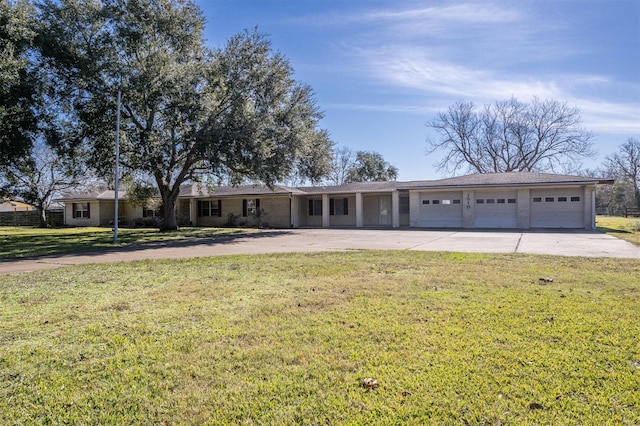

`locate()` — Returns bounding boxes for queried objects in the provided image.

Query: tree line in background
[1,0,637,229]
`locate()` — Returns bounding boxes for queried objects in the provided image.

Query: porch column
[290,194,298,228]
[322,193,330,228]
[189,199,196,226]
[392,191,400,228]
[356,193,363,227]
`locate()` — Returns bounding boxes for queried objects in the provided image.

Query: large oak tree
[0,0,38,167]
[427,97,595,175]
[39,0,332,230]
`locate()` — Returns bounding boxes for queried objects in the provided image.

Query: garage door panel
[475,191,518,228]
[530,189,583,228]
[419,191,462,227]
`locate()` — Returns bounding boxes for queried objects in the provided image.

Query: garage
[474,190,518,228]
[530,188,584,228]
[418,191,463,227]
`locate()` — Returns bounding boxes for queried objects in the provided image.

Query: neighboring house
[59,172,613,230]
[0,199,36,212]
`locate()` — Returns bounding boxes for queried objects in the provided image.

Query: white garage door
[475,190,518,228]
[419,191,463,227]
[530,188,584,228]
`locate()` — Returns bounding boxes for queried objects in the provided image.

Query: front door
[379,196,391,225]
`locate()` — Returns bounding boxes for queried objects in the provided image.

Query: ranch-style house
[60,172,612,230]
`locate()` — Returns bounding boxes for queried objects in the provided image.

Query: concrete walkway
[2,228,639,275]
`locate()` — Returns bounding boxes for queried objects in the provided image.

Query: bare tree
[1,142,84,227]
[327,147,356,185]
[604,138,640,208]
[427,97,595,175]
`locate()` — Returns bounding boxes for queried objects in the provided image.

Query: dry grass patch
[1,251,638,424]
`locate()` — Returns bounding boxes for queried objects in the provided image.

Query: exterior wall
[195,196,291,228]
[297,195,357,228]
[65,201,100,227]
[462,190,475,228]
[409,191,420,227]
[256,196,291,228]
[177,200,191,226]
[328,195,356,227]
[584,185,596,229]
[363,195,384,226]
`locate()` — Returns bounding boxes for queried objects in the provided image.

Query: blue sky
[194,0,640,181]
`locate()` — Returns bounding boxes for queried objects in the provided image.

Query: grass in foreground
[1,251,639,425]
[0,226,251,259]
[596,215,640,246]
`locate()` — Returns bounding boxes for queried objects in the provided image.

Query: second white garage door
[530,188,584,228]
[474,190,518,228]
[419,191,463,227]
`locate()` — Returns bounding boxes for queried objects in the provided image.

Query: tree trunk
[38,207,48,228]
[160,189,179,231]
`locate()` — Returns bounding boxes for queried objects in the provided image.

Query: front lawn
[596,215,640,246]
[1,251,638,424]
[0,226,251,259]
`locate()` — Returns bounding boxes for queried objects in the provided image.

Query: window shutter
[329,199,335,215]
[197,201,201,217]
[86,203,90,218]
[255,199,260,209]
[243,199,247,217]
[344,198,349,215]
[217,200,222,217]
[72,203,76,218]
[308,199,314,216]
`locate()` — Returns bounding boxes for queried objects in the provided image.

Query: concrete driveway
[2,228,639,275]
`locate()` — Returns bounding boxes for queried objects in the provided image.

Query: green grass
[596,215,640,246]
[0,226,252,259]
[1,251,638,424]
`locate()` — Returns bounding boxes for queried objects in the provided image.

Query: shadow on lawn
[1,230,294,263]
[596,226,632,234]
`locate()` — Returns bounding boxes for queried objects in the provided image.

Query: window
[442,199,451,205]
[476,199,485,204]
[533,197,542,203]
[571,196,581,202]
[558,197,567,202]
[545,197,554,202]
[452,199,461,205]
[72,203,90,218]
[422,200,430,205]
[486,199,495,204]
[497,199,506,204]
[243,199,260,217]
[400,196,410,214]
[432,200,440,205]
[198,200,221,217]
[308,199,322,216]
[330,198,349,215]
[143,208,157,218]
[508,199,516,204]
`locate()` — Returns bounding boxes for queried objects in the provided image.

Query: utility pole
[113,90,121,243]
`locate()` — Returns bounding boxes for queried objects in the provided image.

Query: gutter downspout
[592,183,597,230]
